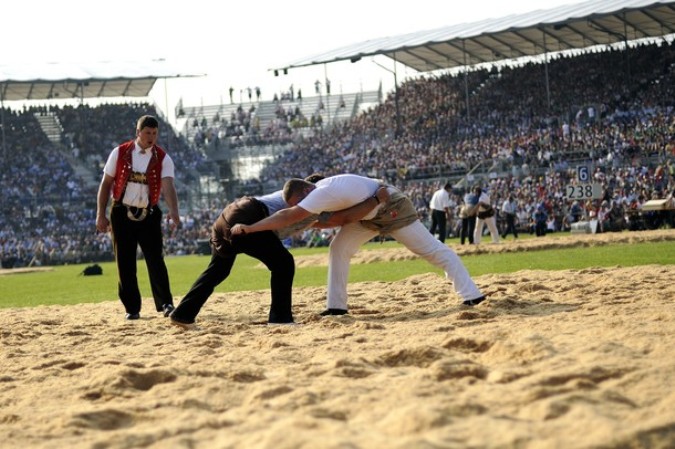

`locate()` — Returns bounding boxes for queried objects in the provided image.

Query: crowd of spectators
[0,109,109,267]
[0,104,205,267]
[54,102,207,184]
[189,95,329,152]
[259,42,673,182]
[1,40,674,267]
[257,40,675,239]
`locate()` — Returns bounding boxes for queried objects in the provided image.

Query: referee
[429,182,452,243]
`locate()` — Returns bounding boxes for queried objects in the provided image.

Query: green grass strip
[1,240,673,308]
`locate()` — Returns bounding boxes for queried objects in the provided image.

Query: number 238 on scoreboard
[565,183,602,200]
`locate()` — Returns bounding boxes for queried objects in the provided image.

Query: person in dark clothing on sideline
[534,205,548,237]
[501,194,519,239]
[460,190,478,245]
[428,182,452,242]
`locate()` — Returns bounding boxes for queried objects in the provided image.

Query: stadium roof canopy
[0,59,203,102]
[272,0,675,74]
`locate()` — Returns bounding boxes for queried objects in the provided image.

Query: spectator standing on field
[501,194,519,240]
[460,190,478,245]
[428,182,453,243]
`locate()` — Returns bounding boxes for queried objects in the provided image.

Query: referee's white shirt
[429,189,450,211]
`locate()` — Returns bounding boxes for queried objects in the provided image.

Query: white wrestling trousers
[326,220,483,310]
[474,216,500,244]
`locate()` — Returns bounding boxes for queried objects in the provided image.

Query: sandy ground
[1,230,674,449]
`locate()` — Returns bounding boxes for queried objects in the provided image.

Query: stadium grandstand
[1,0,673,268]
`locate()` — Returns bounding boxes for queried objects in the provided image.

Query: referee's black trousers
[111,204,173,314]
[429,209,447,242]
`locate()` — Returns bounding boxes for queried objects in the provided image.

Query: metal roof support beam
[0,88,6,158]
[588,18,632,82]
[463,45,493,64]
[619,13,649,37]
[462,40,470,121]
[397,48,445,71]
[623,13,632,81]
[46,83,56,100]
[425,43,466,66]
[60,81,78,99]
[412,45,455,70]
[392,53,401,139]
[121,79,133,97]
[96,81,106,97]
[510,29,546,53]
[588,19,626,41]
[543,31,551,109]
[558,23,602,47]
[374,55,401,137]
[468,37,515,62]
[435,39,476,66]
[640,8,675,33]
[484,34,529,58]
[540,26,583,50]
[323,63,331,126]
[599,14,634,39]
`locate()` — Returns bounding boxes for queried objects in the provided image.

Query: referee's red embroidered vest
[112,140,166,206]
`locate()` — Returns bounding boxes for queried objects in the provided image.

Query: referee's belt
[128,172,148,184]
[125,205,153,222]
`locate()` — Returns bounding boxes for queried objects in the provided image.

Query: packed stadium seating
[1,40,673,267]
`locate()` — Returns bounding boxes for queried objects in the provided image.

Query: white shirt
[502,199,517,215]
[298,174,380,219]
[476,191,493,215]
[478,191,491,206]
[429,188,450,212]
